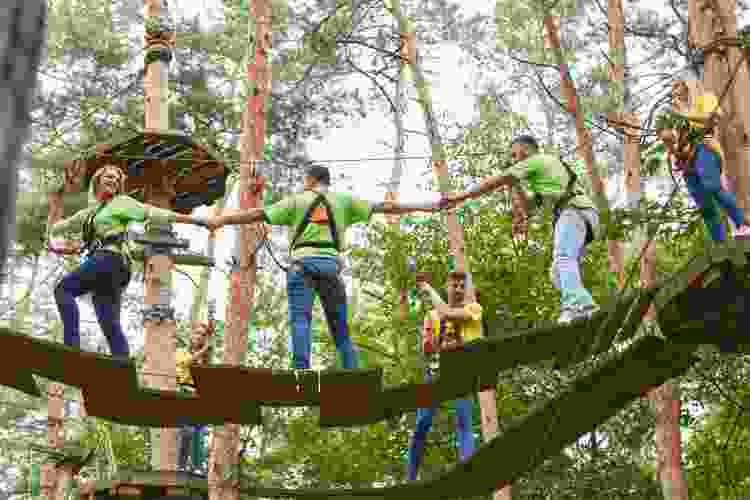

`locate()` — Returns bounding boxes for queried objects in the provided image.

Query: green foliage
[14,190,88,256]
[76,420,150,477]
[46,0,129,68]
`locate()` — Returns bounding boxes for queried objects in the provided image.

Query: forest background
[1,0,750,498]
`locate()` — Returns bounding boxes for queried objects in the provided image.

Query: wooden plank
[318,368,383,427]
[82,386,261,427]
[0,327,139,393]
[659,273,750,347]
[77,338,699,500]
[33,343,140,394]
[650,240,749,312]
[588,289,643,355]
[192,366,321,406]
[553,312,607,370]
[0,328,41,396]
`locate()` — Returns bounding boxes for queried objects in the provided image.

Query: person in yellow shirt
[664,79,750,240]
[407,271,481,480]
[671,79,729,176]
[176,322,213,473]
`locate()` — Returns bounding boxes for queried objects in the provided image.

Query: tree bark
[704,0,750,215]
[542,17,606,204]
[141,0,178,472]
[0,0,45,280]
[649,382,688,500]
[208,1,270,500]
[388,14,408,320]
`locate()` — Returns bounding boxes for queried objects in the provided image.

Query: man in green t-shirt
[446,135,600,324]
[207,164,442,369]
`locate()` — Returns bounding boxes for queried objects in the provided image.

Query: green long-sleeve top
[48,194,182,258]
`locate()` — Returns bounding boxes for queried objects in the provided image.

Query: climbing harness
[259,192,348,306]
[80,201,117,261]
[553,158,594,246]
[289,192,342,253]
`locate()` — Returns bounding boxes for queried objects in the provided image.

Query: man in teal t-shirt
[208,164,442,369]
[446,135,601,324]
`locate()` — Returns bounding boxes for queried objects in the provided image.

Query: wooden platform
[79,336,700,499]
[2,240,749,429]
[80,470,208,500]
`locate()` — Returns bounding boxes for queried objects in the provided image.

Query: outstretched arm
[109,197,210,228]
[212,208,267,227]
[452,174,517,203]
[371,199,440,215]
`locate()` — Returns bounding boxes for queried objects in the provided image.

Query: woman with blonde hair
[670,79,725,164]
[48,165,209,360]
[656,106,750,240]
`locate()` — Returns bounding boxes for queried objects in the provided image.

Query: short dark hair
[511,135,539,152]
[305,164,331,186]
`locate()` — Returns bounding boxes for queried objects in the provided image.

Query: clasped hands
[190,192,472,235]
[189,215,228,235]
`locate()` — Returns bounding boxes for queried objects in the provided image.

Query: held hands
[438,191,466,211]
[191,215,225,236]
[206,216,225,233]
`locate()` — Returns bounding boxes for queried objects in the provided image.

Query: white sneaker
[558,304,599,324]
[579,304,600,318]
[557,305,579,324]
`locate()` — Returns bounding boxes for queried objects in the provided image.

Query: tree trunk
[384,2,506,497]
[208,1,270,499]
[45,192,68,500]
[142,0,177,472]
[649,382,688,500]
[706,0,750,215]
[0,0,45,280]
[542,17,606,204]
[388,14,408,320]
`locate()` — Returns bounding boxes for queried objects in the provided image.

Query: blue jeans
[685,144,745,241]
[407,372,475,480]
[551,208,599,309]
[178,424,207,471]
[54,251,130,358]
[287,256,358,369]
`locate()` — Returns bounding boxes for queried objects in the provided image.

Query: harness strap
[552,159,594,246]
[289,193,341,253]
[81,201,109,252]
[83,233,127,254]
